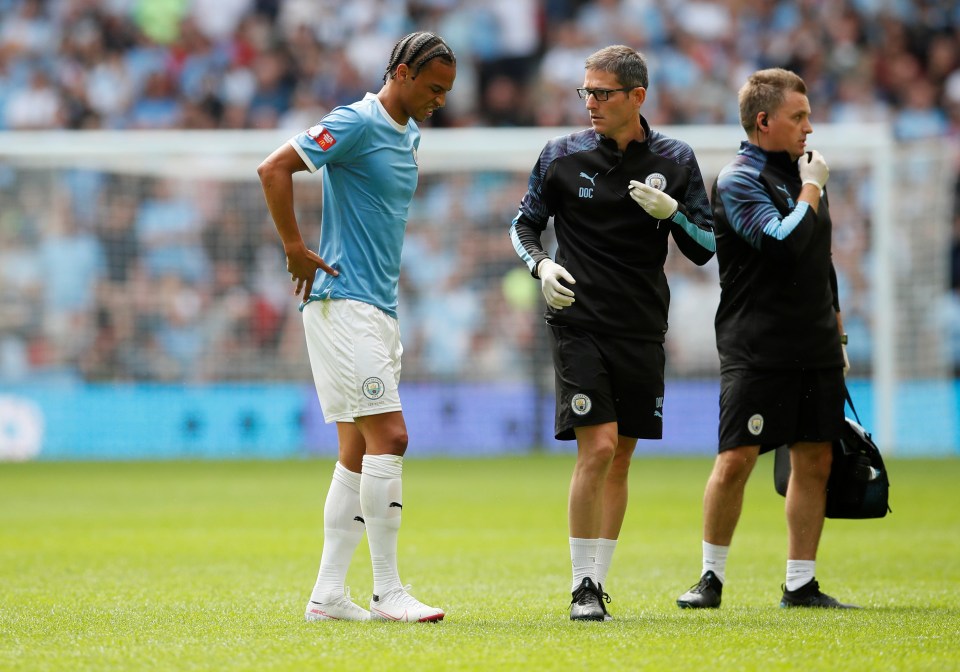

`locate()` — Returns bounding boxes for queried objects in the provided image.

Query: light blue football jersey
[289,93,420,318]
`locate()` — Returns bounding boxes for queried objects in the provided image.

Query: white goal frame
[0,124,905,449]
[419,124,897,449]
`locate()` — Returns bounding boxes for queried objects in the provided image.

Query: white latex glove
[798,150,829,190]
[842,343,850,378]
[628,180,678,220]
[537,258,576,310]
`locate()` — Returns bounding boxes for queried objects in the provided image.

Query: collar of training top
[596,114,652,151]
[741,140,798,172]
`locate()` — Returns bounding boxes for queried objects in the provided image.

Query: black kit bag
[774,385,891,519]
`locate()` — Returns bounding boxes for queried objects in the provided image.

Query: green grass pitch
[2,455,958,671]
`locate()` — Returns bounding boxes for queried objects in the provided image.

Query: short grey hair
[584,45,649,90]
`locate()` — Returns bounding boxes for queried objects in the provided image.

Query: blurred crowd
[0,165,543,383]
[1,0,959,133]
[1,0,959,384]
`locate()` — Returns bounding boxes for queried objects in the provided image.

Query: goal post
[416,123,902,451]
[0,124,955,458]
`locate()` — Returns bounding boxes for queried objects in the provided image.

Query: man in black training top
[509,44,715,621]
[676,68,856,610]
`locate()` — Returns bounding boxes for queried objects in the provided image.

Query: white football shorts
[302,298,403,423]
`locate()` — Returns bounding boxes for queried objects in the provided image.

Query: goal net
[0,126,954,458]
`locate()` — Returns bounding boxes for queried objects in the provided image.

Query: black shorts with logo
[549,324,665,441]
[718,367,845,453]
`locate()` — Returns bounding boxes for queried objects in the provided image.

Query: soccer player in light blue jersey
[258,32,456,623]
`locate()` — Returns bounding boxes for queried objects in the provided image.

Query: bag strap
[843,382,862,425]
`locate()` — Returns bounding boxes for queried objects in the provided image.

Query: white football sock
[785,559,816,592]
[702,541,729,584]
[310,462,364,602]
[361,454,404,597]
[570,537,598,592]
[595,538,618,588]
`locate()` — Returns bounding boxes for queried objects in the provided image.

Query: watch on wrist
[840,333,848,345]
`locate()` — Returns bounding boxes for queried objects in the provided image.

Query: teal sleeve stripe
[509,212,537,273]
[672,211,716,253]
[762,202,809,240]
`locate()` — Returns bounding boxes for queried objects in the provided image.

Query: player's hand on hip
[799,150,829,190]
[628,180,678,220]
[538,259,576,310]
[284,241,338,302]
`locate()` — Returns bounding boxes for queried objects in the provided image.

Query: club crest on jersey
[747,413,764,436]
[308,125,337,151]
[645,172,667,191]
[571,393,592,416]
[362,377,385,400]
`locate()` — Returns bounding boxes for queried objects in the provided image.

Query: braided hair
[382,32,456,84]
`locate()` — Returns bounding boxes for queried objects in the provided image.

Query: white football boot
[369,585,445,622]
[305,588,370,621]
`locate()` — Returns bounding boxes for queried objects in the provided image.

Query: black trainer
[597,583,613,621]
[570,577,605,621]
[780,579,859,608]
[677,570,722,609]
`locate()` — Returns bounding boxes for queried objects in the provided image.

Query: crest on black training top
[645,172,667,191]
